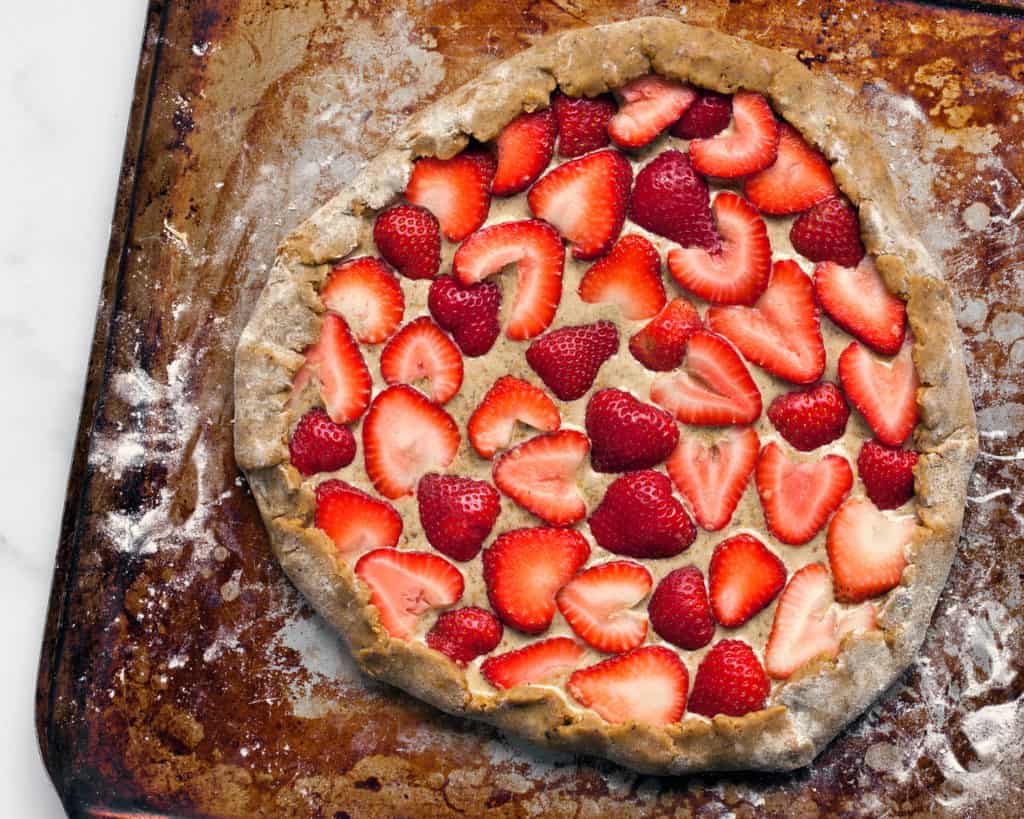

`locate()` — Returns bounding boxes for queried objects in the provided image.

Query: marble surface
[1,4,149,816]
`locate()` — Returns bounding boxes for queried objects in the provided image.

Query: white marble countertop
[1,4,148,816]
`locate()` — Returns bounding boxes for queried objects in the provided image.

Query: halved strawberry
[491,109,557,196]
[482,527,590,634]
[650,331,762,426]
[417,474,500,562]
[362,385,460,499]
[814,258,907,356]
[427,275,501,357]
[320,257,404,344]
[607,75,697,148]
[629,149,719,252]
[628,298,703,371]
[552,92,616,158]
[315,480,402,560]
[648,566,715,650]
[790,196,865,268]
[585,389,679,473]
[373,204,441,280]
[743,123,837,215]
[405,150,495,242]
[297,314,372,424]
[687,639,770,718]
[453,220,565,340]
[588,471,696,559]
[527,149,633,260]
[708,534,786,627]
[289,408,357,476]
[526,320,619,402]
[567,645,689,725]
[379,317,464,404]
[666,427,760,531]
[492,430,590,525]
[481,636,586,689]
[764,563,839,679]
[858,440,918,510]
[578,234,666,320]
[827,497,915,603]
[689,91,779,178]
[670,90,732,139]
[767,382,850,452]
[706,259,825,384]
[838,340,919,446]
[354,548,464,639]
[556,560,653,653]
[467,376,561,459]
[425,606,502,665]
[667,192,772,305]
[755,442,853,545]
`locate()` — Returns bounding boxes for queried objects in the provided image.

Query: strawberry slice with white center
[556,560,653,654]
[706,259,826,384]
[354,548,464,639]
[567,645,689,725]
[467,375,561,459]
[315,480,402,561]
[320,257,405,345]
[607,75,697,148]
[755,442,853,546]
[362,385,460,499]
[453,220,565,340]
[295,314,372,424]
[764,563,840,679]
[667,192,772,305]
[650,331,762,426]
[838,602,879,639]
[827,497,915,603]
[379,317,464,404]
[577,234,666,320]
[689,90,779,178]
[527,149,633,261]
[815,258,907,356]
[481,636,586,689]
[483,527,590,634]
[405,150,496,242]
[491,109,558,196]
[743,123,837,215]
[492,430,590,526]
[708,533,787,627]
[838,340,919,447]
[666,427,760,531]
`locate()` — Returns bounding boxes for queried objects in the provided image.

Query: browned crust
[233,18,977,774]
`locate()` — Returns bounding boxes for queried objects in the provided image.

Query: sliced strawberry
[670,90,732,139]
[648,566,715,651]
[379,317,464,404]
[362,385,460,499]
[858,440,918,510]
[289,408,357,476]
[492,430,590,526]
[767,382,850,452]
[838,602,878,639]
[689,91,779,178]
[687,639,770,718]
[417,474,500,562]
[666,426,760,531]
[578,234,666,320]
[527,149,632,260]
[525,320,619,401]
[588,471,696,559]
[354,548,464,639]
[553,92,616,158]
[629,150,719,251]
[482,527,590,634]
[453,220,565,340]
[743,123,837,215]
[556,560,653,653]
[764,563,840,679]
[491,109,557,196]
[426,606,503,664]
[755,442,853,546]
[321,257,404,345]
[315,480,402,560]
[650,331,762,426]
[607,75,697,149]
[467,376,561,459]
[427,275,501,357]
[827,497,915,603]
[838,340,919,446]
[708,534,786,627]
[814,258,907,356]
[790,196,865,268]
[298,314,372,424]
[567,645,688,725]
[373,204,441,280]
[585,388,679,473]
[628,298,703,372]
[405,150,495,242]
[481,636,586,689]
[667,192,772,305]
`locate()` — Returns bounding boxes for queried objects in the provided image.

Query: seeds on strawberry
[687,639,770,718]
[578,234,666,320]
[315,480,402,560]
[427,275,501,357]
[648,565,715,650]
[630,150,719,251]
[689,91,779,178]
[838,340,919,447]
[767,382,850,452]
[670,90,732,140]
[380,317,464,404]
[708,534,786,627]
[588,471,696,559]
[425,606,503,664]
[827,497,915,604]
[417,474,500,562]
[814,258,906,356]
[492,108,558,196]
[585,388,679,473]
[492,430,590,526]
[764,562,840,679]
[743,123,837,215]
[406,150,495,242]
[857,440,918,510]
[373,204,441,280]
[526,320,619,401]
[468,375,560,459]
[481,636,586,689]
[290,408,356,476]
[553,91,617,158]
[556,560,653,653]
[320,257,405,344]
[296,314,372,424]
[608,75,697,148]
[628,297,703,372]
[789,196,864,268]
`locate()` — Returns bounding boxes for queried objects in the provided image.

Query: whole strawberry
[428,275,501,356]
[552,92,616,158]
[417,473,501,561]
[585,388,679,472]
[589,470,696,558]
[526,320,619,401]
[687,639,769,718]
[373,204,441,280]
[289,408,356,475]
[426,606,503,664]
[857,440,918,510]
[670,91,732,140]
[648,566,715,650]
[767,382,850,451]
[790,196,864,268]
[629,150,719,251]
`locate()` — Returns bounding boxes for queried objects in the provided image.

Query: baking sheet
[37,1,1024,816]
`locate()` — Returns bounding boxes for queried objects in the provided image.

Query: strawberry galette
[234,19,977,774]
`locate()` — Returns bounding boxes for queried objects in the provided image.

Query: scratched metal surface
[36,1,1024,817]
